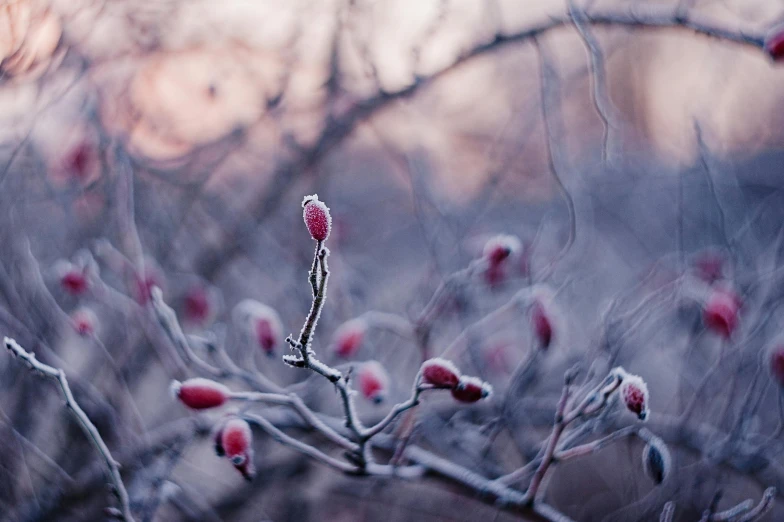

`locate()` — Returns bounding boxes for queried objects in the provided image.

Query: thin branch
[4,337,134,522]
[568,0,615,163]
[242,412,357,474]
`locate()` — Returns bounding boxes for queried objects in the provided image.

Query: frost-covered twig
[4,337,134,522]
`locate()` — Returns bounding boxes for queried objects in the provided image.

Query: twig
[4,337,134,521]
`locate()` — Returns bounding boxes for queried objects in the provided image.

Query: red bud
[255,316,280,355]
[703,289,739,338]
[61,269,89,295]
[358,361,390,404]
[421,358,461,388]
[171,378,230,410]
[531,300,553,350]
[333,319,366,358]
[183,286,215,326]
[222,418,253,464]
[620,374,649,421]
[482,234,521,266]
[451,376,492,403]
[233,300,283,355]
[70,308,97,337]
[302,194,332,242]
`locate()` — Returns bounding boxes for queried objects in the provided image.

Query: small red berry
[61,268,89,295]
[302,194,332,242]
[255,316,280,355]
[70,308,97,337]
[764,25,784,61]
[64,142,95,182]
[483,234,521,266]
[183,286,215,326]
[620,374,649,421]
[233,300,283,355]
[451,376,493,403]
[171,378,230,410]
[770,345,784,387]
[358,361,390,404]
[221,417,256,481]
[333,319,367,358]
[420,358,461,388]
[703,289,739,338]
[221,418,252,465]
[531,300,553,350]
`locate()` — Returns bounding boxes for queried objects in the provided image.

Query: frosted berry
[620,374,649,421]
[333,319,367,358]
[451,376,493,403]
[220,417,255,481]
[420,358,461,388]
[703,289,739,338]
[302,194,332,242]
[482,234,521,287]
[642,436,671,485]
[531,300,553,350]
[770,345,784,387]
[70,308,97,337]
[358,361,390,404]
[764,25,784,61]
[171,378,230,410]
[222,418,253,465]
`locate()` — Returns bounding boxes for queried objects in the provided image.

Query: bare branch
[4,337,134,522]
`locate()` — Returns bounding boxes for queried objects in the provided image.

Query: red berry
[451,376,492,403]
[221,418,253,465]
[620,374,649,420]
[183,286,214,326]
[255,316,279,355]
[765,26,784,61]
[333,319,366,358]
[220,417,256,481]
[233,300,282,355]
[771,346,784,387]
[420,358,461,388]
[703,290,739,338]
[61,269,89,295]
[482,234,521,266]
[171,378,230,410]
[70,308,97,337]
[302,194,332,242]
[358,361,389,404]
[64,142,95,182]
[531,300,553,349]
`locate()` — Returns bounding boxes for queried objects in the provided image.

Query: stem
[4,338,134,522]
